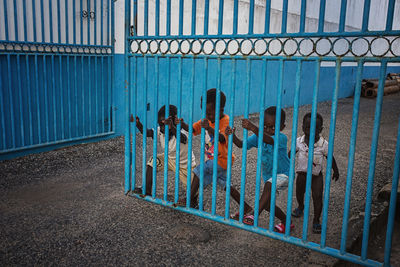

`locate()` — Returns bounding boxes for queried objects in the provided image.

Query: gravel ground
[1,93,399,266]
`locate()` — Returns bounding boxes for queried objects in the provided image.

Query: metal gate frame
[0,0,115,160]
[124,1,400,266]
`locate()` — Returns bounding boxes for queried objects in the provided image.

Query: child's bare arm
[201,119,226,144]
[225,126,243,148]
[242,119,274,145]
[130,115,153,137]
[164,117,187,144]
[175,117,189,132]
[332,156,340,181]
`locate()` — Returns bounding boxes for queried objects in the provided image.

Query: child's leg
[311,173,324,224]
[229,187,253,214]
[259,182,287,224]
[144,165,153,195]
[190,173,200,201]
[296,172,307,210]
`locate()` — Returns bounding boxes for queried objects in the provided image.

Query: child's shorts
[192,160,227,188]
[147,154,196,187]
[266,174,289,191]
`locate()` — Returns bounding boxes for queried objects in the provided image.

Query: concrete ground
[1,93,399,266]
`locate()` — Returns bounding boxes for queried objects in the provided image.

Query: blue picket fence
[0,0,115,159]
[124,0,400,266]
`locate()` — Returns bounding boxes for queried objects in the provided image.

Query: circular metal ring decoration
[215,39,227,55]
[139,40,150,54]
[254,38,268,56]
[315,37,332,56]
[149,40,159,54]
[227,39,240,55]
[370,37,390,57]
[283,38,298,56]
[267,38,283,56]
[298,38,314,56]
[180,39,191,54]
[332,37,350,57]
[190,39,202,55]
[160,40,169,54]
[239,39,253,56]
[350,37,370,57]
[202,39,215,55]
[389,36,400,57]
[169,40,180,54]
[130,40,139,53]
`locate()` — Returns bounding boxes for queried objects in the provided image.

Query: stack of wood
[361,73,400,98]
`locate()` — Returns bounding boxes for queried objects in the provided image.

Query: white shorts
[266,174,289,191]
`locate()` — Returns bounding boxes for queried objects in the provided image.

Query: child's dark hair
[206,88,226,108]
[264,106,286,125]
[158,105,178,118]
[303,112,323,128]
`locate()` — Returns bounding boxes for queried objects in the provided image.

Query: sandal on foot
[230,212,240,220]
[243,215,254,225]
[274,223,295,233]
[312,223,322,234]
[292,208,303,218]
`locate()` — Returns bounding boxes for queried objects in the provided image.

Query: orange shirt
[192,115,235,170]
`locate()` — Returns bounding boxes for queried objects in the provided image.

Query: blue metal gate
[0,0,115,160]
[124,0,400,266]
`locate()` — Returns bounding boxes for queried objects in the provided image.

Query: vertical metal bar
[285,59,302,236]
[199,57,208,211]
[57,0,61,43]
[67,56,72,139]
[321,59,341,247]
[385,0,395,31]
[225,58,236,219]
[101,0,103,44]
[74,56,78,137]
[124,0,131,193]
[362,0,371,32]
[16,55,25,146]
[131,56,137,191]
[88,0,91,45]
[43,55,50,142]
[81,56,85,135]
[340,60,364,253]
[211,58,222,215]
[174,56,183,202]
[95,56,99,134]
[339,0,347,32]
[269,59,284,231]
[101,56,104,134]
[13,0,19,41]
[179,0,184,35]
[299,0,306,32]
[232,0,238,35]
[25,55,33,145]
[318,0,326,33]
[3,0,9,40]
[40,0,45,42]
[108,55,112,132]
[88,56,92,135]
[66,0,69,44]
[94,0,97,45]
[22,0,27,41]
[32,1,37,42]
[0,60,5,149]
[384,117,400,266]
[81,0,84,44]
[144,0,149,36]
[361,61,387,260]
[186,58,196,208]
[110,0,115,132]
[163,57,171,201]
[107,0,109,44]
[253,58,267,227]
[218,0,224,35]
[142,56,148,195]
[191,0,197,35]
[6,55,15,148]
[155,0,160,36]
[281,0,288,33]
[152,56,159,198]
[73,0,76,44]
[264,0,271,34]
[239,58,251,222]
[302,59,321,241]
[59,55,65,139]
[204,0,209,35]
[51,55,57,140]
[166,0,171,35]
[49,0,53,43]
[35,55,42,144]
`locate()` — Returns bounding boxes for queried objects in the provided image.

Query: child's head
[158,105,178,133]
[263,106,286,135]
[302,112,323,138]
[202,88,226,123]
